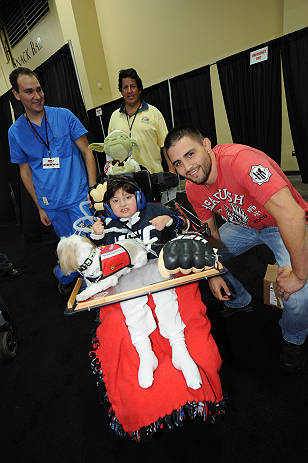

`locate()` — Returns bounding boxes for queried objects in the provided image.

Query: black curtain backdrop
[217,40,282,165]
[6,90,47,237]
[281,27,308,183]
[0,91,17,222]
[34,43,91,134]
[87,97,122,172]
[87,108,106,173]
[8,93,24,118]
[90,98,122,138]
[142,80,173,129]
[170,66,217,146]
[87,107,106,143]
[141,80,173,171]
[0,43,91,238]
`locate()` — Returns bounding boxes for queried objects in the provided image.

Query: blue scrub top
[9,106,89,210]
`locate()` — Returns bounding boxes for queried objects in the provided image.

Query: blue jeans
[219,222,308,345]
[0,252,12,276]
[48,202,92,285]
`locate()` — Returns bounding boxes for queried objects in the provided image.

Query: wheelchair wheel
[0,295,10,321]
[0,328,17,361]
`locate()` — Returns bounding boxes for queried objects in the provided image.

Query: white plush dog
[57,234,148,302]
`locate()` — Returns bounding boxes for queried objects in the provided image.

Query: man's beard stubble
[185,160,212,185]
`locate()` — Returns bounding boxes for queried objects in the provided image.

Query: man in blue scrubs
[8,67,97,294]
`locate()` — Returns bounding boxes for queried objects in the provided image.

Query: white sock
[133,337,158,389]
[169,331,202,390]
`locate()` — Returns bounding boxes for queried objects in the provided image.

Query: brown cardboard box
[263,263,283,309]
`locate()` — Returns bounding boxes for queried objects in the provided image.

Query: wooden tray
[65,262,225,315]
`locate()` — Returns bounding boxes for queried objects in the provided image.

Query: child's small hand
[149,215,170,231]
[93,217,105,235]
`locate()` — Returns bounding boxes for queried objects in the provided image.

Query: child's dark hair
[104,176,138,203]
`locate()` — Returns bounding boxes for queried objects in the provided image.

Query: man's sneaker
[53,267,73,296]
[220,302,254,318]
[280,338,306,372]
[5,266,22,278]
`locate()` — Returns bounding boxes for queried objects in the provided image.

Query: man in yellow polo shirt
[108,68,175,174]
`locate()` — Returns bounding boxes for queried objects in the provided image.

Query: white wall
[94,0,283,99]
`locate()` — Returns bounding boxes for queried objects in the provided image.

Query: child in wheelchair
[90,175,202,390]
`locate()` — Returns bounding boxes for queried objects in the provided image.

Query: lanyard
[26,111,52,158]
[125,102,141,137]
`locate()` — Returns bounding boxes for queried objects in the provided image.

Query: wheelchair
[0,295,17,361]
[94,169,210,235]
[64,170,226,441]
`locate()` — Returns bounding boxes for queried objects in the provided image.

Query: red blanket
[94,282,223,434]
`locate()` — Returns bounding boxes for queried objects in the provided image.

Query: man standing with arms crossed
[8,67,97,294]
[165,124,308,373]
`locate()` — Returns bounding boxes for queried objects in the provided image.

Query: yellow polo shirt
[108,101,168,174]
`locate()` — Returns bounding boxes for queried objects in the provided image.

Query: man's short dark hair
[118,68,143,92]
[164,125,204,154]
[9,67,40,92]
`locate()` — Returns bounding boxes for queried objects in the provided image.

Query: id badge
[43,157,60,169]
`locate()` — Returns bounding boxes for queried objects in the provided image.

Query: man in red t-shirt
[165,125,308,373]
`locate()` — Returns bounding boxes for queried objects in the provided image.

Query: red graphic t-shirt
[186,144,308,229]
